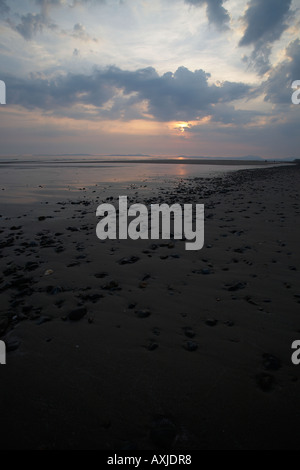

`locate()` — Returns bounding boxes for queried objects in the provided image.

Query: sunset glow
[0,0,299,158]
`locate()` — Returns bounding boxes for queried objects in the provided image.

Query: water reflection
[0,161,285,204]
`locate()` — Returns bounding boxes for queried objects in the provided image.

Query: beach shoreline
[0,158,293,165]
[0,163,300,450]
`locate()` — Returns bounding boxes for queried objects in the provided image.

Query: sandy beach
[0,163,300,450]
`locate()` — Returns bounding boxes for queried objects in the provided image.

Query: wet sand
[0,164,300,450]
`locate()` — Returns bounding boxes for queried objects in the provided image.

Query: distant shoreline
[91,159,292,166]
[0,158,295,166]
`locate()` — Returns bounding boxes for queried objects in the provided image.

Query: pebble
[262,353,281,371]
[135,309,151,318]
[44,269,54,276]
[94,272,108,278]
[118,256,139,265]
[68,307,87,321]
[35,316,51,325]
[227,282,247,291]
[102,280,121,291]
[128,302,136,309]
[24,261,39,271]
[49,286,63,295]
[201,268,211,275]
[205,318,218,327]
[183,340,198,351]
[183,327,195,338]
[256,372,275,392]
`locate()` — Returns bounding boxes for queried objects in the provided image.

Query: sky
[0,0,299,158]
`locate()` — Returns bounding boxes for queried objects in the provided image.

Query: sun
[175,122,190,132]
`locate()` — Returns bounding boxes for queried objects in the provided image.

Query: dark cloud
[4,65,252,122]
[184,0,230,29]
[239,0,293,75]
[208,103,260,124]
[185,111,300,157]
[8,0,100,40]
[9,0,61,40]
[14,12,57,40]
[239,0,292,47]
[5,71,114,110]
[0,0,9,14]
[101,66,251,121]
[15,14,46,40]
[261,39,300,105]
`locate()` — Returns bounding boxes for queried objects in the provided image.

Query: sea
[0,155,288,205]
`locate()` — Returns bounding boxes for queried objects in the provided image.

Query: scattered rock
[118,256,139,265]
[49,286,63,295]
[67,261,80,268]
[78,293,103,303]
[35,315,51,325]
[94,272,108,278]
[44,269,54,276]
[147,342,158,351]
[201,268,211,275]
[227,282,247,291]
[256,372,276,392]
[183,327,195,338]
[102,280,121,291]
[262,353,281,371]
[68,307,87,321]
[205,318,218,327]
[24,261,39,271]
[183,340,198,351]
[135,309,151,318]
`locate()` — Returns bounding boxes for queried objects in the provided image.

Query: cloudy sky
[0,0,299,158]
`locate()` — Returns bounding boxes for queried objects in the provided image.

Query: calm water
[0,156,286,204]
